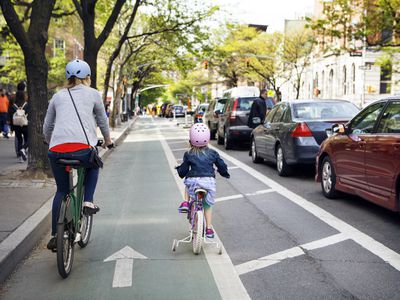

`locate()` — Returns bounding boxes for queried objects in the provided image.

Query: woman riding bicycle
[176,123,230,238]
[43,59,112,251]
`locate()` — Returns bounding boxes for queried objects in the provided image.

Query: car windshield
[292,102,359,120]
[215,99,227,111]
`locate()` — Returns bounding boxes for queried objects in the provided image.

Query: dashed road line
[216,189,275,202]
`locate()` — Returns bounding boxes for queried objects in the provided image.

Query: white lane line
[171,148,188,152]
[236,233,348,275]
[168,140,188,144]
[227,166,240,170]
[159,130,251,300]
[216,189,275,203]
[209,144,400,272]
[216,194,244,202]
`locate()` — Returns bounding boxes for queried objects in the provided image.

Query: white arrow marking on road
[104,246,148,288]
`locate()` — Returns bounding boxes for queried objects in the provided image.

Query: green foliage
[0,35,25,84]
[48,49,68,89]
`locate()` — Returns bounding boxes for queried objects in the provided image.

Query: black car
[203,98,227,139]
[217,96,257,149]
[250,99,360,176]
[193,103,209,123]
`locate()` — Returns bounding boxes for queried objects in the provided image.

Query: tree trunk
[25,56,50,171]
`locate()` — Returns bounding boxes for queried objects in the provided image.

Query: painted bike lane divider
[104,246,148,288]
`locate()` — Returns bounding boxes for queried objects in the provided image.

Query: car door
[365,100,400,205]
[333,102,386,190]
[218,99,232,138]
[256,106,277,157]
[264,104,286,160]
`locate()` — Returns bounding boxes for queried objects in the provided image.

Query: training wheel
[172,239,177,252]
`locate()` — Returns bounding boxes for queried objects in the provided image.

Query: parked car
[203,98,227,139]
[250,99,360,176]
[217,86,260,149]
[193,103,209,123]
[316,97,400,211]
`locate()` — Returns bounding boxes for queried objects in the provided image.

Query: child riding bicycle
[175,123,230,238]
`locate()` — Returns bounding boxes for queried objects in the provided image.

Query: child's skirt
[184,177,216,207]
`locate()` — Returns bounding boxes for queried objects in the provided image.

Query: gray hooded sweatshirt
[43,84,110,149]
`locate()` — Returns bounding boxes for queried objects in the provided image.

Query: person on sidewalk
[175,123,230,238]
[43,59,113,251]
[8,81,29,162]
[0,88,10,138]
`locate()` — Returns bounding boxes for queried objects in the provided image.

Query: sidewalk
[0,118,136,283]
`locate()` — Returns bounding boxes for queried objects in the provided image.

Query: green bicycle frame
[58,167,86,231]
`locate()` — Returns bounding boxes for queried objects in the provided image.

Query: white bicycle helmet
[190,123,210,147]
[65,59,91,79]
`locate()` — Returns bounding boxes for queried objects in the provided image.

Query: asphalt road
[1,116,400,299]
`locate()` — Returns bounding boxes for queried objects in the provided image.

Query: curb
[0,117,137,283]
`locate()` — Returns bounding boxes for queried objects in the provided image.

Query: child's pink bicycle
[172,188,222,255]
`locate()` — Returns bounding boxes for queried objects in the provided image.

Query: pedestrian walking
[43,59,113,251]
[8,81,29,162]
[247,89,274,129]
[0,88,10,138]
[175,123,230,238]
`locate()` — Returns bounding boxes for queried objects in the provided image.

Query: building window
[342,66,347,95]
[328,69,334,98]
[53,38,65,57]
[351,64,355,95]
[379,63,392,94]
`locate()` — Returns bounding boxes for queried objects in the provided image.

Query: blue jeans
[48,149,99,235]
[0,113,8,135]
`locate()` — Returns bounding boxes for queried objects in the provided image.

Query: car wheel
[224,131,232,150]
[321,156,339,198]
[217,131,224,145]
[251,138,263,163]
[276,145,291,176]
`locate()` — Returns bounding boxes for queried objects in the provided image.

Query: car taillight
[230,98,238,120]
[291,122,313,137]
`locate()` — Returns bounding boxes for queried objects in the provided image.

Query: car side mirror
[332,123,346,135]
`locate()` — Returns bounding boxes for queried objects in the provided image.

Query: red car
[316,97,400,211]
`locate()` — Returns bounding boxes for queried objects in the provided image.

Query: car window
[282,106,292,123]
[349,102,385,134]
[292,102,359,120]
[271,104,285,123]
[265,105,279,123]
[237,97,256,111]
[215,99,227,111]
[376,101,400,134]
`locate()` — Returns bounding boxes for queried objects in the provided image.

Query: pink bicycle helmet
[190,123,210,147]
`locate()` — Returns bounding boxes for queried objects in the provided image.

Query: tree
[0,0,56,173]
[72,0,130,89]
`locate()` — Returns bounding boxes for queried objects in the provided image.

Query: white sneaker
[19,157,24,163]
[20,149,27,161]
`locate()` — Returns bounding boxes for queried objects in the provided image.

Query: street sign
[104,246,148,288]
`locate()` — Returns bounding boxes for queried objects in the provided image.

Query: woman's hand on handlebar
[104,137,114,149]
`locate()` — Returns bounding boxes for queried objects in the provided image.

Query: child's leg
[184,187,189,201]
[204,207,212,228]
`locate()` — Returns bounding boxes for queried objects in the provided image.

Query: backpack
[12,103,28,126]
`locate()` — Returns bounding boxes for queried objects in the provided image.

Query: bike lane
[0,118,223,300]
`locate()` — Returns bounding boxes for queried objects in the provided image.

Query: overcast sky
[211,0,315,32]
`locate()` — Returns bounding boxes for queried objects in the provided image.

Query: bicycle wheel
[78,213,93,248]
[192,210,204,255]
[56,198,75,278]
